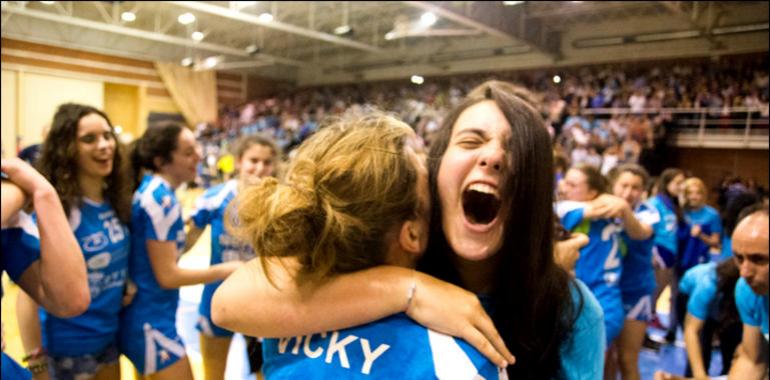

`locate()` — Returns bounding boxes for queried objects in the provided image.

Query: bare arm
[1,181,26,226]
[183,220,205,253]
[212,257,516,367]
[683,313,709,379]
[2,158,89,318]
[728,325,769,380]
[16,291,51,380]
[587,194,652,240]
[147,240,240,289]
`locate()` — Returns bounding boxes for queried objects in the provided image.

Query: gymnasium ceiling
[1,1,768,86]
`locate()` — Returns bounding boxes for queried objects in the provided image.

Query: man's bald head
[732,206,769,295]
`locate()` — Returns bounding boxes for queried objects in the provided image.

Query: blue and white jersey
[122,174,185,333]
[190,179,253,335]
[648,194,678,255]
[556,201,624,343]
[18,200,130,357]
[1,211,40,295]
[2,212,39,380]
[619,202,659,296]
[262,313,506,380]
[679,262,718,321]
[735,278,769,342]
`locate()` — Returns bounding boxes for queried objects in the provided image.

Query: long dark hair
[128,122,184,191]
[715,259,741,331]
[419,81,577,379]
[657,168,684,221]
[37,103,131,223]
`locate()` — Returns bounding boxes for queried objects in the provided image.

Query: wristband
[22,347,47,362]
[27,361,48,375]
[405,279,417,313]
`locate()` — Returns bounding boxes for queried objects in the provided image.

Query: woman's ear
[399,218,426,256]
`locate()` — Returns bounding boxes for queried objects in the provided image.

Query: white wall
[1,70,18,158]
[17,72,104,149]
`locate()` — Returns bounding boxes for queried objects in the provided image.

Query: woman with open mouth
[15,103,132,380]
[214,80,608,379]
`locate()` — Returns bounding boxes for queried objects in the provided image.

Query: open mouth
[462,183,501,225]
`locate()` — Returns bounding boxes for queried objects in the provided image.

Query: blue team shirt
[678,206,721,272]
[263,313,505,379]
[619,202,659,296]
[557,201,624,343]
[679,262,718,321]
[122,175,186,333]
[190,180,254,325]
[560,279,606,380]
[648,195,679,254]
[2,213,38,380]
[18,200,130,356]
[735,278,769,342]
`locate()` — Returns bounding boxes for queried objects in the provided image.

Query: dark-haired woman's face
[667,174,685,197]
[613,172,644,206]
[437,100,510,261]
[76,113,115,181]
[163,128,201,184]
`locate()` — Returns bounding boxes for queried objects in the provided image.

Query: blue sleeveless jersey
[189,180,254,334]
[619,202,659,296]
[121,175,186,339]
[262,313,506,379]
[679,262,718,321]
[678,206,722,271]
[735,278,769,342]
[648,195,678,255]
[556,201,624,343]
[18,200,130,356]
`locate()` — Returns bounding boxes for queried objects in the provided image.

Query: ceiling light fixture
[178,12,195,25]
[334,25,352,35]
[411,75,424,85]
[40,1,55,4]
[180,57,194,67]
[420,12,437,27]
[121,11,136,22]
[258,12,273,22]
[191,31,204,41]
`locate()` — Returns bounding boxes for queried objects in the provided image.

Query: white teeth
[467,183,499,198]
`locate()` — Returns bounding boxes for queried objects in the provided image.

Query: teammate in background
[649,168,686,340]
[719,192,760,261]
[1,157,89,379]
[214,81,606,379]
[608,164,658,380]
[184,135,278,380]
[679,177,722,274]
[557,163,650,346]
[15,103,133,380]
[119,122,241,379]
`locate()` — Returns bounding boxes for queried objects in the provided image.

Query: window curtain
[154,62,218,127]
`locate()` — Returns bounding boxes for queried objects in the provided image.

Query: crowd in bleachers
[197,54,768,184]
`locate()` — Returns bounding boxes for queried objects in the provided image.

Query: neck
[158,173,181,189]
[78,174,105,203]
[452,253,501,294]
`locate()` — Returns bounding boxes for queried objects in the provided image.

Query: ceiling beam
[658,1,724,49]
[0,3,312,67]
[404,1,561,60]
[163,1,384,54]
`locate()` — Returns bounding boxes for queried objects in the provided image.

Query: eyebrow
[453,128,487,139]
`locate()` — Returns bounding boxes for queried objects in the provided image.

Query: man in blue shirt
[728,206,768,379]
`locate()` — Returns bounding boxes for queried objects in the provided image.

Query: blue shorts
[622,293,653,322]
[2,352,31,380]
[652,245,676,269]
[197,312,233,338]
[48,344,119,380]
[119,322,186,375]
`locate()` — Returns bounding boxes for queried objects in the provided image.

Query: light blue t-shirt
[262,313,506,379]
[190,180,254,328]
[684,205,722,236]
[19,200,130,357]
[648,195,678,254]
[560,279,606,380]
[557,201,624,343]
[679,262,718,321]
[735,278,769,342]
[619,202,660,296]
[121,175,186,333]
